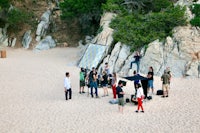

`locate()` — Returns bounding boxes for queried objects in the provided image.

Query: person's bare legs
[105,87,108,96]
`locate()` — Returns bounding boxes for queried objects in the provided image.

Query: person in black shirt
[116,81,125,113]
[147,66,154,95]
[101,71,109,97]
[130,51,142,73]
[89,67,99,98]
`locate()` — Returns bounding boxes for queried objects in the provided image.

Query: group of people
[79,63,116,98]
[64,50,172,114]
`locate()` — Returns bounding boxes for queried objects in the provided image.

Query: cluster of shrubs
[103,0,187,51]
[190,4,200,27]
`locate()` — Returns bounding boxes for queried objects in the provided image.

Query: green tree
[60,0,106,35]
[0,0,10,10]
[0,0,10,26]
[7,8,33,31]
[110,5,187,51]
[190,4,200,27]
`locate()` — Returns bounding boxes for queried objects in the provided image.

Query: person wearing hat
[135,83,145,113]
[161,70,170,98]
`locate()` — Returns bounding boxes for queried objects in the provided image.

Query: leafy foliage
[110,3,187,51]
[0,0,10,10]
[190,4,200,27]
[102,0,124,13]
[60,0,106,35]
[143,0,173,12]
[7,8,33,31]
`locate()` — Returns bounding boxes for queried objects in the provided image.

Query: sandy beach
[0,47,200,133]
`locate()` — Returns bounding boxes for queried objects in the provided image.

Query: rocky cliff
[84,0,200,78]
[0,0,81,50]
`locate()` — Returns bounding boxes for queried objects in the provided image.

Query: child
[135,83,144,113]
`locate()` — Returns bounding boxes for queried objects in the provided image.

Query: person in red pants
[111,72,117,100]
[135,83,144,113]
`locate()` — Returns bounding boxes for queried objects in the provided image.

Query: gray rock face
[41,10,51,22]
[0,27,8,47]
[139,26,200,77]
[97,25,200,78]
[22,30,32,49]
[11,38,16,47]
[92,12,116,46]
[82,9,200,78]
[36,10,51,41]
[108,42,121,74]
[34,36,56,51]
[114,44,130,73]
[140,40,164,76]
[186,61,200,77]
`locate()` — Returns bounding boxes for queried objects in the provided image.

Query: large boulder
[36,10,51,41]
[0,26,8,47]
[34,36,56,51]
[22,30,32,49]
[139,26,200,77]
[186,61,200,77]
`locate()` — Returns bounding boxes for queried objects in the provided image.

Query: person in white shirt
[135,83,144,113]
[64,72,72,100]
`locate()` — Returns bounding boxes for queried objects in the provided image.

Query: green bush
[102,0,124,13]
[60,0,106,35]
[110,5,187,51]
[0,0,10,10]
[190,4,200,27]
[7,8,32,31]
[191,4,200,17]
[144,0,173,12]
[190,17,200,27]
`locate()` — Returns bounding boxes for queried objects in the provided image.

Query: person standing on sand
[135,83,144,113]
[79,68,86,94]
[133,70,140,96]
[147,66,154,95]
[89,67,99,98]
[64,72,72,100]
[111,72,117,100]
[161,70,170,98]
[165,67,172,89]
[101,71,109,97]
[116,81,125,113]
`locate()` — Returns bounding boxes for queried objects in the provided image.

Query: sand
[0,47,200,133]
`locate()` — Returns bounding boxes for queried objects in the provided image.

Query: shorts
[118,98,125,106]
[80,80,85,87]
[148,80,154,88]
[102,83,108,87]
[162,84,169,92]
